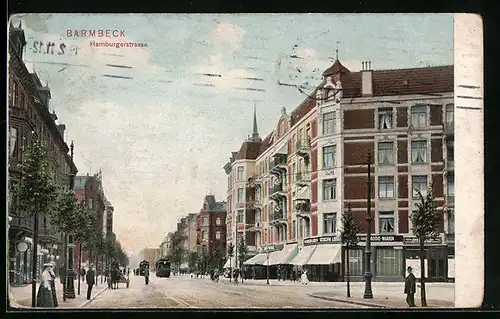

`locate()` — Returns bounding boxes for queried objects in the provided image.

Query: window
[378,211,395,234]
[447,174,454,196]
[446,139,454,162]
[322,112,335,134]
[323,179,337,200]
[292,220,296,239]
[323,145,336,168]
[323,213,337,234]
[347,248,364,276]
[305,219,310,237]
[378,142,394,165]
[202,217,208,226]
[202,231,208,241]
[448,213,455,234]
[292,134,297,151]
[445,104,454,124]
[376,248,403,277]
[411,105,427,128]
[215,231,221,240]
[216,217,222,226]
[378,176,394,199]
[412,175,428,198]
[237,167,244,181]
[9,127,18,158]
[237,210,244,223]
[411,140,427,163]
[237,188,244,203]
[378,108,393,129]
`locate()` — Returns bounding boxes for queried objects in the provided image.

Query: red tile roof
[235,141,262,160]
[322,59,351,77]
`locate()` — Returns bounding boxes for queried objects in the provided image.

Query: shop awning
[268,244,298,265]
[295,186,311,200]
[243,253,267,266]
[223,257,237,268]
[289,245,317,265]
[306,244,342,265]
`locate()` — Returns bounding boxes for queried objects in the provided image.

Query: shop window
[347,248,364,276]
[376,248,403,277]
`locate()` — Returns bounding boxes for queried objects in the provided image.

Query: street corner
[307,292,388,309]
[79,286,109,308]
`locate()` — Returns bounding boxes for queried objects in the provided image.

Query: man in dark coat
[404,266,417,307]
[86,264,96,300]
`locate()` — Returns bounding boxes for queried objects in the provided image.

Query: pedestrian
[36,263,55,307]
[405,266,417,307]
[300,270,309,285]
[233,268,239,285]
[86,264,96,300]
[81,267,86,282]
[291,269,296,282]
[49,262,58,307]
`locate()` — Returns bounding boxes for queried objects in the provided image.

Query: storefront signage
[357,235,404,243]
[303,235,341,245]
[403,236,443,245]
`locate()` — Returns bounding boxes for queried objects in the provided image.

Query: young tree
[15,140,58,307]
[237,238,248,282]
[187,251,199,271]
[411,183,442,307]
[340,204,359,298]
[227,242,234,282]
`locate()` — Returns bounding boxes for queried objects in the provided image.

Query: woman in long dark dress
[36,264,55,308]
[49,262,58,307]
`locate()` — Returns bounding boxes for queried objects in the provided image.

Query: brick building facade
[196,196,227,263]
[224,59,454,282]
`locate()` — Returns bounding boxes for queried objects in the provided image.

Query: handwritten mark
[458,84,481,89]
[457,95,483,100]
[106,64,133,69]
[25,60,90,68]
[192,83,215,87]
[456,106,482,110]
[235,87,266,92]
[102,74,133,80]
[195,73,222,78]
[234,77,265,82]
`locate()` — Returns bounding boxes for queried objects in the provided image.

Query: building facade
[224,59,454,282]
[196,196,227,262]
[8,22,78,285]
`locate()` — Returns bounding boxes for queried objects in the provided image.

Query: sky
[9,13,453,256]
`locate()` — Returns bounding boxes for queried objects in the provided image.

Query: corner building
[225,59,454,283]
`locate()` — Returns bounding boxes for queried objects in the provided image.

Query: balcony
[295,172,311,186]
[269,154,288,176]
[245,173,261,188]
[9,214,34,234]
[247,222,262,232]
[296,138,311,158]
[295,201,311,218]
[269,208,287,226]
[39,227,61,244]
[269,182,287,200]
[443,121,454,136]
[246,198,261,210]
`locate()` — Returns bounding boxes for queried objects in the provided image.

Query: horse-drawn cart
[108,269,130,289]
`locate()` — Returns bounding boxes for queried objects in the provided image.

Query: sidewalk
[9,276,108,309]
[307,282,454,308]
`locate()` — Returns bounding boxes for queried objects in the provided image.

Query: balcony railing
[269,154,288,172]
[246,198,261,209]
[295,202,311,214]
[296,138,311,156]
[443,121,454,135]
[295,172,310,184]
[271,183,284,194]
[9,214,34,232]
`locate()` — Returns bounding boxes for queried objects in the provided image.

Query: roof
[322,59,351,77]
[235,141,262,160]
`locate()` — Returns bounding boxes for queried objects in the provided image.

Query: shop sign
[303,235,341,245]
[403,236,443,245]
[357,235,404,242]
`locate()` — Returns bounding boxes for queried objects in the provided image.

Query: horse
[111,268,120,289]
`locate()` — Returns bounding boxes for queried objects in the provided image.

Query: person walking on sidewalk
[86,264,96,300]
[404,266,417,307]
[300,270,309,285]
[81,268,86,282]
[49,262,58,307]
[36,263,55,307]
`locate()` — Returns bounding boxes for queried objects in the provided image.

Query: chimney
[361,61,373,97]
[57,124,66,140]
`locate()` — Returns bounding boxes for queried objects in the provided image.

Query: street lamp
[363,151,374,299]
[64,141,76,299]
[264,247,270,285]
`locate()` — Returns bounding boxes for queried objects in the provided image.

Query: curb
[78,286,108,308]
[307,293,388,308]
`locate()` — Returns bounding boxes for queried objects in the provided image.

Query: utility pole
[65,141,76,299]
[363,151,373,299]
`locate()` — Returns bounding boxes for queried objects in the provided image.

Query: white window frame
[445,104,454,124]
[411,140,428,164]
[237,210,244,224]
[323,145,336,168]
[377,108,393,129]
[322,112,335,134]
[202,231,208,241]
[323,213,337,234]
[237,166,244,181]
[377,141,394,165]
[202,217,208,226]
[215,231,221,240]
[412,175,428,198]
[411,105,428,128]
[447,174,454,196]
[237,188,244,203]
[323,179,337,201]
[378,176,395,199]
[216,217,221,226]
[378,211,396,234]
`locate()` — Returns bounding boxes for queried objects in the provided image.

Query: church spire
[251,102,261,142]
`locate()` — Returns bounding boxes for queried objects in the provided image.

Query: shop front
[403,235,449,282]
[297,236,343,282]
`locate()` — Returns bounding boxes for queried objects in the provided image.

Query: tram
[156,258,171,278]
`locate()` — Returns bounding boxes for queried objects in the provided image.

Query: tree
[411,183,442,307]
[213,246,222,270]
[237,237,248,269]
[14,140,58,307]
[227,242,234,282]
[187,251,199,271]
[340,204,359,298]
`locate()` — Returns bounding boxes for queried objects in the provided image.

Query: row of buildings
[8,22,116,285]
[153,196,227,270]
[223,59,455,282]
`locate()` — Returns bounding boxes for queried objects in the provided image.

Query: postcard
[7,13,483,310]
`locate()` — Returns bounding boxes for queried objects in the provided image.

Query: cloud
[210,22,245,50]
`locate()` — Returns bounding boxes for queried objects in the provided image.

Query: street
[83,274,368,309]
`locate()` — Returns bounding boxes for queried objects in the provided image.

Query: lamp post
[264,247,270,285]
[363,151,373,299]
[64,141,76,299]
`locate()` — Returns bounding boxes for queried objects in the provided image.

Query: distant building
[141,248,158,268]
[196,196,227,263]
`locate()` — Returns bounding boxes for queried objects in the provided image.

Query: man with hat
[86,264,96,300]
[404,266,417,307]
